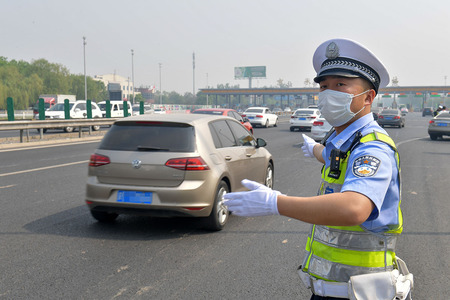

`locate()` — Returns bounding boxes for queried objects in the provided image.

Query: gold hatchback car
[85,114,274,230]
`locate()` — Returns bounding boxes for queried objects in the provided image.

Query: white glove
[301,134,318,158]
[222,179,282,217]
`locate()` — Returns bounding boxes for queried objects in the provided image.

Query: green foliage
[0,57,107,109]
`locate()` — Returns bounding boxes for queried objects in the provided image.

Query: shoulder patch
[352,155,381,177]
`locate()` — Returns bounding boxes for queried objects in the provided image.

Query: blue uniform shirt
[322,113,401,233]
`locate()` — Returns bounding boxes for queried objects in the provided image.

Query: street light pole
[193,52,195,99]
[206,73,209,107]
[83,36,87,100]
[159,63,162,105]
[131,49,135,105]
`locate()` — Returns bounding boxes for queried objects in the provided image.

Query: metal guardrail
[0,118,117,143]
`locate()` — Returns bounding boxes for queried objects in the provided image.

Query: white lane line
[0,139,101,153]
[396,136,428,147]
[0,184,16,189]
[0,160,89,177]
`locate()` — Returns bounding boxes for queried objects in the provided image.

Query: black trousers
[310,295,348,300]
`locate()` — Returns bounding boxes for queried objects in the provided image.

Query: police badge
[325,42,340,59]
[352,155,381,177]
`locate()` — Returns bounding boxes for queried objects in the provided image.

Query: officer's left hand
[222,179,282,216]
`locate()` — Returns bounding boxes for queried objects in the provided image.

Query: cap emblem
[325,42,340,59]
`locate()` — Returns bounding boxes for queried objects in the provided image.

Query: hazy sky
[1,0,449,93]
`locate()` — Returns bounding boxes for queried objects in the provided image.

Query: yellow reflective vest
[301,131,403,282]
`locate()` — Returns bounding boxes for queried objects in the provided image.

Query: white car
[132,104,153,116]
[289,108,321,131]
[153,108,167,114]
[311,115,333,142]
[98,100,132,118]
[44,100,103,132]
[242,107,278,128]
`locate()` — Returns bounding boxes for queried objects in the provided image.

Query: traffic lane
[395,136,450,299]
[0,118,446,298]
[0,146,312,299]
[0,140,101,175]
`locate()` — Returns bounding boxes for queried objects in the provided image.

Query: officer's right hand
[302,134,318,158]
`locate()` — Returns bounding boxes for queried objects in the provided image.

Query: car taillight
[256,115,263,118]
[429,120,435,124]
[291,115,297,118]
[241,114,246,117]
[394,116,400,119]
[378,115,384,119]
[89,154,110,167]
[313,121,324,126]
[165,157,210,171]
[309,116,317,119]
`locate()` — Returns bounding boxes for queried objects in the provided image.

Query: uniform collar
[329,113,374,149]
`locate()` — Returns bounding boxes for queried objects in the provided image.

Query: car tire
[274,118,278,127]
[290,127,294,132]
[204,181,229,231]
[90,210,118,222]
[92,125,100,131]
[265,163,274,189]
[64,126,74,133]
[429,134,438,140]
[265,119,269,128]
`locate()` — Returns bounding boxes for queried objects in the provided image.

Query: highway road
[0,112,448,299]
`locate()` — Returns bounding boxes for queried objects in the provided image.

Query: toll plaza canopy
[199,86,449,110]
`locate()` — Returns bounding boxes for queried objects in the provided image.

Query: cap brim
[313,69,360,83]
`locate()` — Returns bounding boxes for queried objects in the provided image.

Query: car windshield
[99,121,195,152]
[245,109,263,113]
[294,110,315,115]
[48,103,74,111]
[381,110,399,114]
[436,111,450,118]
[192,110,224,115]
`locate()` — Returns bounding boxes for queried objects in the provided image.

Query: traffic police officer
[223,38,412,299]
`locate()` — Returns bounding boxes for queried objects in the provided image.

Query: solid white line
[0,160,89,177]
[0,139,101,153]
[396,136,427,147]
[0,184,16,189]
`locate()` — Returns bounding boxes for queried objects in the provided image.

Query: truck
[33,94,76,118]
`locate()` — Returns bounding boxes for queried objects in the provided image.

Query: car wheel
[204,181,229,231]
[265,163,274,189]
[429,134,438,140]
[92,125,100,131]
[64,126,74,133]
[90,210,118,222]
[290,127,294,132]
[274,118,278,127]
[265,119,269,128]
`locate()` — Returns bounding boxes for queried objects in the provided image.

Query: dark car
[422,107,433,117]
[377,109,405,128]
[428,111,450,140]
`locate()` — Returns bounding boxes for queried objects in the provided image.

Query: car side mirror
[255,138,267,148]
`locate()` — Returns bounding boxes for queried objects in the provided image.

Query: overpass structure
[199,86,450,110]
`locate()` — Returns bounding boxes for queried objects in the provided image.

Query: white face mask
[318,89,369,127]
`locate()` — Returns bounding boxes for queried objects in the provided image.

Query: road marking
[396,137,428,147]
[0,139,101,152]
[0,160,89,177]
[0,184,16,189]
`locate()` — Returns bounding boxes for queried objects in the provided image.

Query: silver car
[289,108,321,131]
[311,115,333,142]
[428,111,450,140]
[85,114,274,231]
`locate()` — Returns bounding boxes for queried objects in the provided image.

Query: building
[93,73,140,101]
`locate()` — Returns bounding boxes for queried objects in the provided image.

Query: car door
[209,120,261,190]
[227,119,267,184]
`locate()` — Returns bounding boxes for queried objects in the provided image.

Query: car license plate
[247,116,254,119]
[298,117,306,120]
[437,123,448,127]
[385,117,392,120]
[117,190,152,204]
